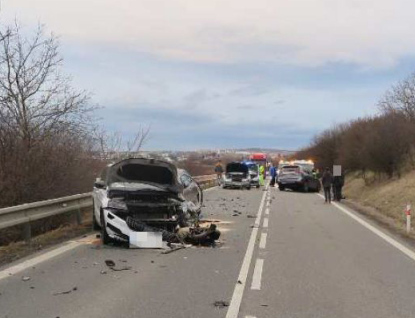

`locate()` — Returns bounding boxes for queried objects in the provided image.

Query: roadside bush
[0,23,105,208]
[297,80,415,179]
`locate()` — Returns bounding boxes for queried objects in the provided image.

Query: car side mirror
[94,179,106,189]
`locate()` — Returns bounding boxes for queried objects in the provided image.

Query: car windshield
[247,164,258,172]
[280,166,301,174]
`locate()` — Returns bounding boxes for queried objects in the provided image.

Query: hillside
[343,171,415,235]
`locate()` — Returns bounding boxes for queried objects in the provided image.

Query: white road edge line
[259,233,267,249]
[251,258,264,290]
[226,187,268,318]
[204,186,218,192]
[263,217,269,228]
[317,193,415,263]
[0,239,88,281]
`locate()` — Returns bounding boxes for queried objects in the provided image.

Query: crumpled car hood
[226,162,249,174]
[107,158,183,194]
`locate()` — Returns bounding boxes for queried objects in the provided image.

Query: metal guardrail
[0,175,217,241]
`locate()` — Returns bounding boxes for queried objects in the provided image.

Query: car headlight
[107,199,128,211]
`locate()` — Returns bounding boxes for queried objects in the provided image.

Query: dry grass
[343,171,415,233]
[0,211,93,267]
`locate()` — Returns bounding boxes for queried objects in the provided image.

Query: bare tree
[0,23,93,149]
[126,125,151,157]
[94,126,151,161]
[379,73,415,121]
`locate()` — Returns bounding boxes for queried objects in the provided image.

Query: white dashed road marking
[251,258,264,290]
[263,217,269,228]
[225,188,268,318]
[259,233,267,249]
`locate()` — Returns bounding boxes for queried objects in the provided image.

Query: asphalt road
[2,186,415,318]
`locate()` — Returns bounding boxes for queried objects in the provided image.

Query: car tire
[279,185,285,191]
[92,206,100,231]
[100,209,113,245]
[247,186,251,190]
[303,183,309,193]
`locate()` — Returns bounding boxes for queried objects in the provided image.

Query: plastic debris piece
[53,287,77,296]
[213,300,229,308]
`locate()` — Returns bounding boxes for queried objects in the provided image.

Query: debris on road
[22,276,31,282]
[53,287,77,296]
[247,215,256,218]
[161,245,186,255]
[105,260,115,267]
[111,266,131,272]
[104,259,132,271]
[213,300,229,308]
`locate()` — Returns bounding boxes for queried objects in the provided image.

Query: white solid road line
[317,194,415,263]
[263,217,269,228]
[259,232,267,249]
[226,188,268,318]
[245,316,257,318]
[204,186,219,192]
[0,238,90,282]
[251,258,264,290]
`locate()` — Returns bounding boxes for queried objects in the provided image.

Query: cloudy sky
[3,0,415,150]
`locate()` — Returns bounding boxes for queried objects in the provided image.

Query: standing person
[333,173,345,201]
[214,161,224,183]
[259,165,265,186]
[322,167,333,203]
[269,165,277,187]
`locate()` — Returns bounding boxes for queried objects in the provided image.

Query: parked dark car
[222,162,251,189]
[277,165,320,192]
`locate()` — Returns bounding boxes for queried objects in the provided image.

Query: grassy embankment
[343,171,415,237]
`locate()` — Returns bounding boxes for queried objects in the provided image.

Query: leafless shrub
[0,23,103,208]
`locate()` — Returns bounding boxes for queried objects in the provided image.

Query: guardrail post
[23,222,32,242]
[75,207,82,225]
[406,203,411,234]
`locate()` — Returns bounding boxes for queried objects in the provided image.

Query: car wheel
[100,209,112,245]
[247,186,251,190]
[303,183,309,193]
[279,185,285,191]
[92,204,100,231]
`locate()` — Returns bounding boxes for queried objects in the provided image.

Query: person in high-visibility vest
[259,165,265,186]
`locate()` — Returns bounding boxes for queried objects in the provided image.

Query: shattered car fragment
[92,158,219,246]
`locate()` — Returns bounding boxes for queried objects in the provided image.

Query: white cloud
[4,0,415,68]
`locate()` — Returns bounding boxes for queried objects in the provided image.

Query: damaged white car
[92,158,205,245]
